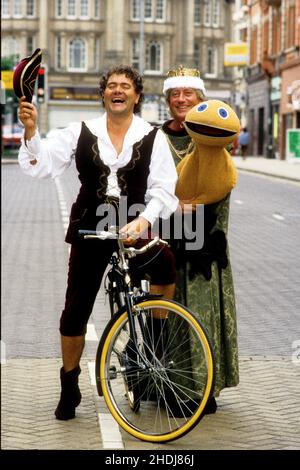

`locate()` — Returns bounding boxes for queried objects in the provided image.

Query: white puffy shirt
[18,113,179,225]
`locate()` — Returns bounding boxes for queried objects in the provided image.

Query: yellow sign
[224,43,249,67]
[2,70,14,90]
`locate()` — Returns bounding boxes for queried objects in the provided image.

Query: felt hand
[176,199,197,214]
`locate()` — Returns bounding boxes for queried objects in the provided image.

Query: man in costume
[17,64,178,420]
[162,66,239,414]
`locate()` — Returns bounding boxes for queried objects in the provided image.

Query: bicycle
[79,227,215,443]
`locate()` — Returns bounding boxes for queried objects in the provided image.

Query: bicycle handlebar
[78,229,168,257]
[79,229,117,240]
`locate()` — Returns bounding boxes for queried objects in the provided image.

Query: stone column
[176,0,195,66]
[38,0,49,134]
[104,0,125,66]
[88,33,95,71]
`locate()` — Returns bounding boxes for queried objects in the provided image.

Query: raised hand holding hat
[13,48,42,103]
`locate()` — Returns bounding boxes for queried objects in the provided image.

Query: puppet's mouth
[185,122,236,137]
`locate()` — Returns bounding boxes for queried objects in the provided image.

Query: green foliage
[1,55,19,71]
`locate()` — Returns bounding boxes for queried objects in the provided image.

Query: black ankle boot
[55,366,82,420]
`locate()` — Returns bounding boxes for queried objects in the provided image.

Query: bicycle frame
[79,228,165,362]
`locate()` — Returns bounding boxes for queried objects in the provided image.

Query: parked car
[2,123,23,148]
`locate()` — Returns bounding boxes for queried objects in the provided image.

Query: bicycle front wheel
[97,299,215,443]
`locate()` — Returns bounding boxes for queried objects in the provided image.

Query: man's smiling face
[168,87,201,124]
[103,73,140,117]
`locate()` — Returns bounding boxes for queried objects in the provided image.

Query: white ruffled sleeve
[140,129,178,225]
[18,122,81,179]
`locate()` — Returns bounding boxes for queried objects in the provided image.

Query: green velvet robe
[162,122,239,396]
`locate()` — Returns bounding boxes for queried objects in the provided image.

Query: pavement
[232,156,300,182]
[1,154,300,455]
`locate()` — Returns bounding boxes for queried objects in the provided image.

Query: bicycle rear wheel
[96,299,215,443]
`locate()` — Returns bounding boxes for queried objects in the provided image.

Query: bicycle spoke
[98,301,214,441]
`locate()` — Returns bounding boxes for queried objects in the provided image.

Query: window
[158,100,169,121]
[262,18,269,57]
[2,37,20,62]
[56,35,62,69]
[194,0,201,25]
[145,41,161,72]
[69,37,86,70]
[26,0,35,16]
[212,0,220,27]
[204,0,212,26]
[56,0,62,16]
[2,0,10,16]
[206,46,217,77]
[27,36,34,55]
[80,0,88,17]
[67,0,76,16]
[271,10,280,56]
[131,0,141,19]
[94,0,101,18]
[131,0,165,21]
[286,4,295,49]
[194,42,201,69]
[250,26,257,64]
[13,0,22,16]
[131,38,140,70]
[145,0,153,20]
[156,0,165,20]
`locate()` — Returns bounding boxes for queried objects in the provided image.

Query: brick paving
[1,160,300,451]
[2,356,299,450]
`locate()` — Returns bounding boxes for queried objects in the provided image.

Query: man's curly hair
[99,65,144,114]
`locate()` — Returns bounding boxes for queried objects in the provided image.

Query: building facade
[2,0,234,134]
[244,0,300,159]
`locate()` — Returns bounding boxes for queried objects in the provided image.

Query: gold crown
[166,65,201,78]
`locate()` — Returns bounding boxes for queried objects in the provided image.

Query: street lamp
[139,0,144,75]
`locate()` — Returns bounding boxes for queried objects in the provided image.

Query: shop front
[280,61,300,160]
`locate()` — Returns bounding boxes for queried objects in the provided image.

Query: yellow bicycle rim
[99,299,214,442]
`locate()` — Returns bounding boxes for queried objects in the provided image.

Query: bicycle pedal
[109,365,117,379]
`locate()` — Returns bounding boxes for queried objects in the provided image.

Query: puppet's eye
[197,103,208,112]
[218,107,229,119]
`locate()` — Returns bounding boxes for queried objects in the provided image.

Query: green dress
[162,121,239,396]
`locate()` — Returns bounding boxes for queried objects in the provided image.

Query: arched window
[145,41,161,72]
[69,37,86,70]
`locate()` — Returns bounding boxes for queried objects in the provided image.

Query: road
[2,163,300,450]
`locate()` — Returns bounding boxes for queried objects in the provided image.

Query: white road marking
[86,323,99,341]
[98,413,124,449]
[87,361,96,386]
[234,199,244,205]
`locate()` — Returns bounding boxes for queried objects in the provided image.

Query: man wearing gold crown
[161,66,239,414]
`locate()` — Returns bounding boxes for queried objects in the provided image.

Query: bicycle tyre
[96,299,215,443]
